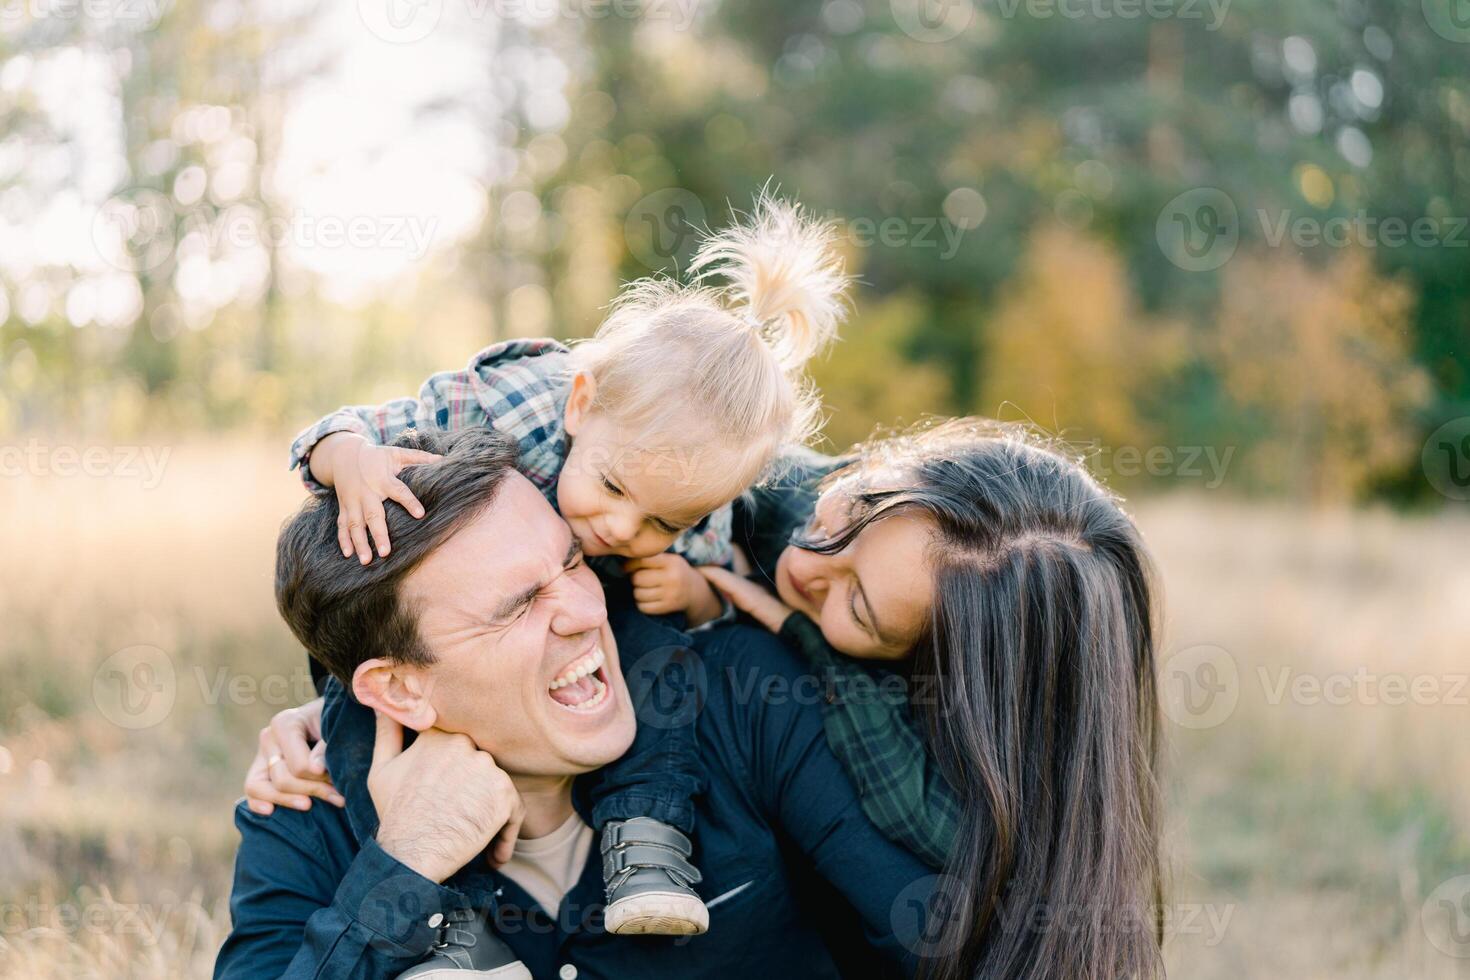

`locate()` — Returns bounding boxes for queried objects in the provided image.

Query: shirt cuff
[290,417,373,493]
[689,593,736,633]
[333,838,473,957]
[778,611,837,667]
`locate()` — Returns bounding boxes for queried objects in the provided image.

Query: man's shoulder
[695,623,829,746]
[697,623,813,691]
[231,796,358,870]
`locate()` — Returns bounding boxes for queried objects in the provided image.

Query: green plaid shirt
[734,452,961,870]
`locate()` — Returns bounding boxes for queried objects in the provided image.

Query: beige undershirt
[499,811,594,916]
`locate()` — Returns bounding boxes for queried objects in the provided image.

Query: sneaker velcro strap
[602,843,701,885]
[600,821,693,856]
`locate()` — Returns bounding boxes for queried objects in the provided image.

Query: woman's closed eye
[847,585,873,637]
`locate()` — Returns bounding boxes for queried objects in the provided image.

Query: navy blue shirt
[214,621,935,979]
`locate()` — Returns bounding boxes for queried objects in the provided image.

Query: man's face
[400,472,637,775]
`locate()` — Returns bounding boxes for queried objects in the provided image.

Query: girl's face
[560,374,740,558]
[775,484,935,660]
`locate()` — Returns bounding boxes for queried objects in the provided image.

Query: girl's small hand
[332,440,440,564]
[243,697,345,816]
[625,553,716,618]
[698,566,794,634]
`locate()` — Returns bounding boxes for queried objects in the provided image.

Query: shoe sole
[604,892,710,936]
[397,964,533,980]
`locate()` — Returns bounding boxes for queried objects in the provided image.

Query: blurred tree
[1215,248,1430,501]
[978,222,1184,453]
[809,292,952,450]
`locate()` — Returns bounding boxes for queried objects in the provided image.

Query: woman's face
[774,483,935,660]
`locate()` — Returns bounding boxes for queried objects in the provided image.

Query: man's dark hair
[275,427,520,685]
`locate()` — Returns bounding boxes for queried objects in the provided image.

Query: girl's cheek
[556,472,595,518]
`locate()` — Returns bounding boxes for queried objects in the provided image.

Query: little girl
[284,193,850,941]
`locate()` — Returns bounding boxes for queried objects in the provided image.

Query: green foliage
[3,0,1467,503]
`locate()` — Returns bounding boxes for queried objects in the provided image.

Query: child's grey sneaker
[601,817,709,936]
[396,907,532,979]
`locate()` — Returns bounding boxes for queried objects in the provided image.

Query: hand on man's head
[367,712,526,883]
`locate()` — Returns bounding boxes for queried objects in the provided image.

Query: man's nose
[550,569,607,636]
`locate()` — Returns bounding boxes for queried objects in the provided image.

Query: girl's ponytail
[690,192,849,374]
[572,189,851,497]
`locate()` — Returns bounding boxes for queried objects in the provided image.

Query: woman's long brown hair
[795,419,1165,980]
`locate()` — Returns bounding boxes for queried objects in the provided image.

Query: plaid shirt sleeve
[669,503,735,568]
[778,611,961,870]
[287,340,569,493]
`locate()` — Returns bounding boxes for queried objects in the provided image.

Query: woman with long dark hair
[701,418,1165,980]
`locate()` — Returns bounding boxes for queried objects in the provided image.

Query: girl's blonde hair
[572,192,849,496]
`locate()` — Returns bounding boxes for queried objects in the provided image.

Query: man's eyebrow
[490,580,541,624]
[490,537,584,622]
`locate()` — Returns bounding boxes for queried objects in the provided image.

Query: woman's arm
[778,612,960,869]
[698,567,960,867]
[242,697,344,815]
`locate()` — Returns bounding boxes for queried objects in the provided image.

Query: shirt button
[558,965,578,980]
[427,913,444,928]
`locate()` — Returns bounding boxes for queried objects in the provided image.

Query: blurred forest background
[2,0,1468,976]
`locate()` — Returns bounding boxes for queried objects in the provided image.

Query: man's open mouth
[548,646,610,712]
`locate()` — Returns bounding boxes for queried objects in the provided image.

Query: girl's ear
[352,659,438,733]
[563,371,597,437]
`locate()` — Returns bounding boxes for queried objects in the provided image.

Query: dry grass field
[1,441,1467,978]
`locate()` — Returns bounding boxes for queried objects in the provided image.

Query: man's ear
[563,371,596,437]
[352,658,439,732]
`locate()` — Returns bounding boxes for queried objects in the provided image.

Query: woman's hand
[698,566,794,634]
[243,697,345,816]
